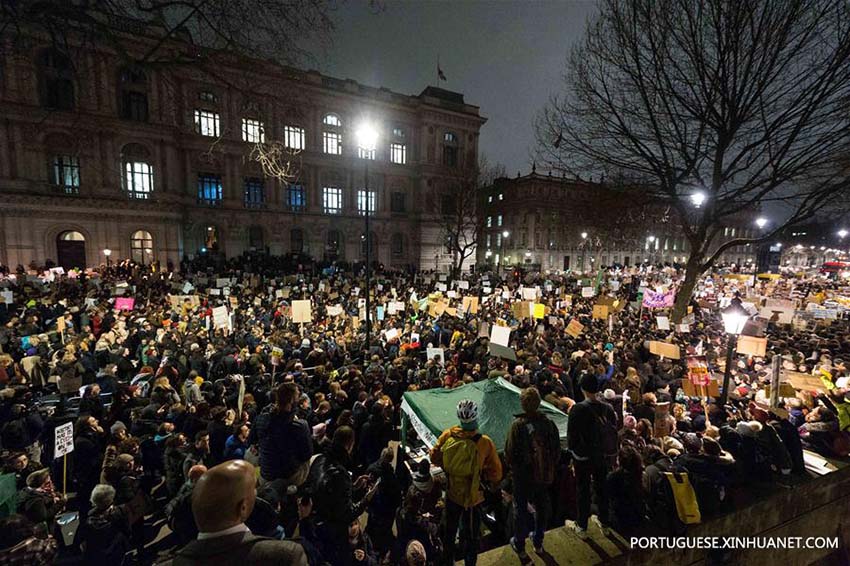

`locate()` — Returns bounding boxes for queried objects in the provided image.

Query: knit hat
[603,389,616,401]
[110,421,127,435]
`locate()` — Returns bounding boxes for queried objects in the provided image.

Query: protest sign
[292,300,312,323]
[385,328,400,341]
[581,286,595,298]
[327,305,343,316]
[736,335,767,357]
[490,324,511,347]
[488,343,517,361]
[592,305,608,320]
[533,303,545,319]
[212,306,230,330]
[642,288,676,308]
[656,316,670,331]
[426,347,445,364]
[55,422,74,458]
[649,341,681,359]
[462,296,479,314]
[115,297,135,311]
[565,319,583,338]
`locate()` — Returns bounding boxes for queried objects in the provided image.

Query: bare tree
[436,157,504,277]
[536,0,850,319]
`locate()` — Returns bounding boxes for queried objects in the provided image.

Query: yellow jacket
[430,426,503,508]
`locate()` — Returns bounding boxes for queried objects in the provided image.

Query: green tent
[400,377,568,453]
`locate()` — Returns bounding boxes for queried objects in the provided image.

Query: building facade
[478,170,759,272]
[0,28,485,271]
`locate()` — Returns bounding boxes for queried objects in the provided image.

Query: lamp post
[500,230,509,275]
[355,122,378,354]
[580,232,588,273]
[719,301,749,405]
[690,191,706,208]
[646,235,656,266]
[103,248,112,267]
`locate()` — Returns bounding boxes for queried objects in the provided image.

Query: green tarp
[401,377,568,452]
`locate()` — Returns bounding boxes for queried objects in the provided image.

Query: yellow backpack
[439,433,482,508]
[664,471,701,525]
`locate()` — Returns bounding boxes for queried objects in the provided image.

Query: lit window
[323,131,342,155]
[323,114,341,127]
[323,186,342,214]
[487,216,492,227]
[497,215,503,227]
[284,126,305,150]
[197,173,222,206]
[358,147,375,160]
[486,234,491,247]
[390,142,406,164]
[357,190,376,215]
[125,161,153,199]
[393,127,405,138]
[241,118,265,143]
[499,193,503,201]
[391,192,405,213]
[130,230,153,263]
[51,155,80,194]
[287,184,306,211]
[199,91,218,103]
[243,177,265,208]
[194,109,220,137]
[496,233,502,247]
[444,132,457,142]
[488,195,493,203]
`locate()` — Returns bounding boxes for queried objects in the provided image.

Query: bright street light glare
[354,122,378,151]
[647,235,655,242]
[839,229,848,239]
[755,217,767,228]
[690,192,706,207]
[502,230,510,238]
[580,232,588,239]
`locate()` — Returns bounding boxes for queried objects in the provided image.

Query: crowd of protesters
[0,252,846,565]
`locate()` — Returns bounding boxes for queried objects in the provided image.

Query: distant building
[0,26,485,270]
[779,223,849,268]
[478,169,758,272]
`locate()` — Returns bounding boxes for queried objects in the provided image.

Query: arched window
[37,49,74,110]
[391,233,404,257]
[56,230,86,270]
[290,229,304,254]
[130,230,153,263]
[118,66,148,121]
[360,231,376,256]
[248,226,264,249]
[323,114,341,127]
[121,144,154,199]
[59,231,85,241]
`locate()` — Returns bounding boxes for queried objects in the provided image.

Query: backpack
[519,417,557,485]
[439,433,482,508]
[592,404,619,459]
[664,471,701,525]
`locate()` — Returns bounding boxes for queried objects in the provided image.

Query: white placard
[385,328,400,341]
[216,278,230,288]
[656,316,670,331]
[436,283,447,292]
[0,290,12,304]
[490,324,511,347]
[212,306,230,329]
[521,287,537,301]
[426,347,445,364]
[457,281,469,290]
[327,305,343,316]
[55,421,74,458]
[581,286,595,298]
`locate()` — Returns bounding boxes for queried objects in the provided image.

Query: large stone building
[0,25,485,271]
[479,170,759,272]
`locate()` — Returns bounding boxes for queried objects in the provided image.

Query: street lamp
[839,229,848,239]
[500,230,510,275]
[719,301,749,405]
[690,192,706,208]
[355,121,378,354]
[103,248,112,267]
[755,217,767,229]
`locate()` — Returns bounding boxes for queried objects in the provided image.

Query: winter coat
[251,407,312,482]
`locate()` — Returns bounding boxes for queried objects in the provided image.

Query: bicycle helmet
[456,399,478,425]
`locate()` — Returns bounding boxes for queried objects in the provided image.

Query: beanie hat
[603,389,616,401]
[110,421,127,435]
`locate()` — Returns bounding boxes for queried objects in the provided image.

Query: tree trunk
[672,252,703,322]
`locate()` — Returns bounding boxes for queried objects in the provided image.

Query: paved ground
[471,523,627,566]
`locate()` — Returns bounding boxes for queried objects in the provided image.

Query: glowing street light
[690,191,706,208]
[580,232,588,240]
[355,121,379,353]
[103,248,112,267]
[839,229,848,239]
[719,301,749,405]
[755,217,767,229]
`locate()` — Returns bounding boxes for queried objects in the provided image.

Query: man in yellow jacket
[430,399,502,566]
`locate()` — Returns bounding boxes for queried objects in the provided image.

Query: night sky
[315,0,599,175]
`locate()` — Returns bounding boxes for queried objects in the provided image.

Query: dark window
[287,184,306,211]
[119,67,148,121]
[441,195,454,215]
[244,177,265,208]
[290,229,304,253]
[51,155,80,194]
[198,174,222,206]
[38,49,74,110]
[248,226,264,249]
[390,191,405,213]
[391,234,404,257]
[442,146,458,168]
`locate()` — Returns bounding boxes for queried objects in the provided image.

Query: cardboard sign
[54,421,74,458]
[212,306,230,330]
[457,281,469,290]
[686,356,710,386]
[681,379,720,398]
[512,301,532,319]
[649,341,681,359]
[115,297,135,311]
[327,305,343,316]
[216,278,230,288]
[592,305,608,320]
[581,286,595,298]
[565,319,584,338]
[291,300,312,323]
[521,287,538,301]
[656,316,670,331]
[385,328,400,341]
[490,324,511,347]
[736,335,767,357]
[462,296,479,314]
